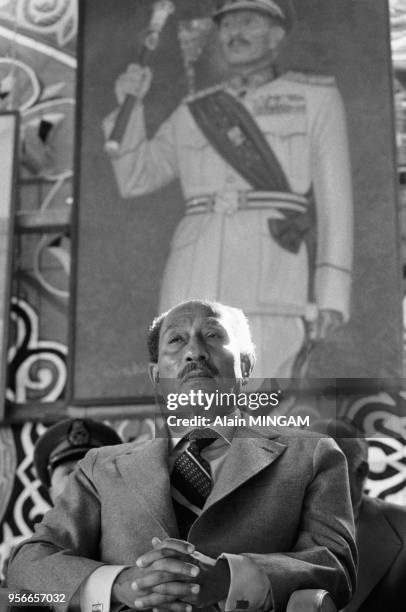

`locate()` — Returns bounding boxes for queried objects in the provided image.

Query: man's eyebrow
[161,314,223,334]
[204,319,225,329]
[161,323,184,336]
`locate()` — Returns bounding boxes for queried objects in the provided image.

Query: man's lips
[182,369,215,382]
[228,39,250,50]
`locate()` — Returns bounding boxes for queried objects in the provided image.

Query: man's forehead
[221,8,269,17]
[51,460,76,477]
[161,302,225,333]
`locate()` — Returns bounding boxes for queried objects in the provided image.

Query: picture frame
[70,0,402,407]
[0,111,19,421]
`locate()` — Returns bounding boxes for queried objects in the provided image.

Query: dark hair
[147,311,166,363]
[146,300,256,366]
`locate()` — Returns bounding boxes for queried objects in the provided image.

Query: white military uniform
[104,72,353,379]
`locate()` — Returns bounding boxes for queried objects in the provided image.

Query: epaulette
[284,70,336,87]
[183,83,224,104]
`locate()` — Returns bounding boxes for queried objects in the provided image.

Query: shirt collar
[168,409,238,452]
[226,65,277,95]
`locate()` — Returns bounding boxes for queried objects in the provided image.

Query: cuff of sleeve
[219,553,272,612]
[315,264,352,321]
[102,104,146,156]
[80,565,127,612]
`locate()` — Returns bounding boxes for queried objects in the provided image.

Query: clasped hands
[112,537,230,611]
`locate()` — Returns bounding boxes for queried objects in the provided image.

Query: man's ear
[148,363,160,388]
[240,353,254,382]
[269,25,286,52]
[358,460,369,482]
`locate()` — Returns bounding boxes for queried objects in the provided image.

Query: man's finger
[152,603,192,612]
[136,549,195,568]
[151,581,200,598]
[152,538,195,554]
[137,546,195,569]
[132,567,196,591]
[151,558,199,577]
[113,582,149,608]
[132,591,189,609]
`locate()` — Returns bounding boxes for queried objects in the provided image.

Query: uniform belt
[185,191,308,215]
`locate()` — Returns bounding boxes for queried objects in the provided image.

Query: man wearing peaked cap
[34,418,122,503]
[2,420,122,612]
[212,0,296,32]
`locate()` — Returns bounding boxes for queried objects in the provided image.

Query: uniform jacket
[104,72,353,321]
[8,427,357,612]
[104,73,353,378]
[343,496,406,612]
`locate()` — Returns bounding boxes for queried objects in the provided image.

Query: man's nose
[185,336,209,361]
[228,22,243,36]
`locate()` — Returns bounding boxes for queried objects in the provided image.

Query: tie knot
[188,428,218,452]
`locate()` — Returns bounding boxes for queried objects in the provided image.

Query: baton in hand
[105,0,175,155]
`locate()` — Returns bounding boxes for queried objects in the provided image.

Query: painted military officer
[104,0,354,379]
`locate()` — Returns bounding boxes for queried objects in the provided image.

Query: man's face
[218,10,283,69]
[150,302,245,414]
[49,460,77,504]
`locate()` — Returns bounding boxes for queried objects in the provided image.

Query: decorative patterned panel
[0,422,50,581]
[0,0,78,48]
[0,417,155,581]
[345,392,406,505]
[7,298,67,403]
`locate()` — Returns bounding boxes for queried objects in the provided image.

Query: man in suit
[7,299,356,612]
[310,418,406,612]
[104,0,353,379]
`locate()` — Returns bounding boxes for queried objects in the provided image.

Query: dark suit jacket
[7,427,357,612]
[344,496,406,612]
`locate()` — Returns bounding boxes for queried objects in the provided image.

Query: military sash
[187,88,315,261]
[188,88,290,192]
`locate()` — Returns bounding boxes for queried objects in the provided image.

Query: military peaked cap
[34,418,122,488]
[213,0,296,31]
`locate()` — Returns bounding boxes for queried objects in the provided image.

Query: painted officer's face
[218,10,285,69]
[149,301,250,414]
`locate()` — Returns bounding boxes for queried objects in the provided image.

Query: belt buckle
[238,191,249,209]
[214,191,240,215]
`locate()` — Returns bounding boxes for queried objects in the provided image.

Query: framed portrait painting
[70,0,402,405]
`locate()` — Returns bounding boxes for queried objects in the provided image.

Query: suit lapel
[116,438,178,538]
[203,430,287,511]
[345,497,402,612]
[115,429,286,543]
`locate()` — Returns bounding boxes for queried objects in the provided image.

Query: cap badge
[68,420,91,447]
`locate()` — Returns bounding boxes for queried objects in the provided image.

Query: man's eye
[168,336,182,344]
[207,331,220,339]
[245,17,262,27]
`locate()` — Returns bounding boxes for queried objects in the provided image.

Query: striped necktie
[171,430,217,537]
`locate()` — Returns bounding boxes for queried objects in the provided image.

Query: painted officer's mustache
[227,36,251,48]
[178,360,219,381]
